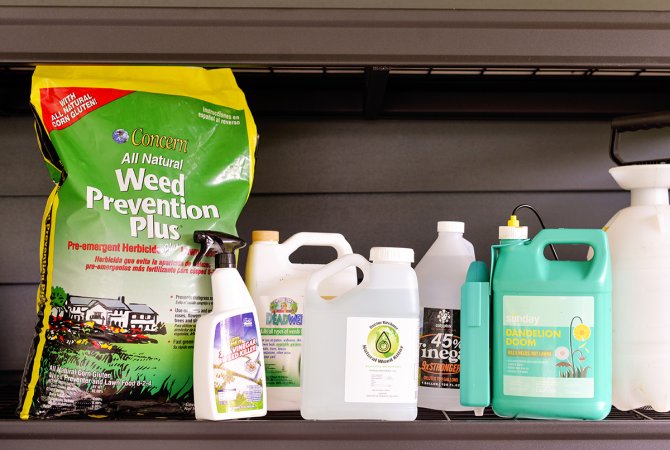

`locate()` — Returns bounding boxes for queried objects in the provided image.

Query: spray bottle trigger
[192,230,246,269]
[460,261,491,412]
[193,234,214,267]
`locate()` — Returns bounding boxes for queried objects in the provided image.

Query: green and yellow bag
[19,66,257,418]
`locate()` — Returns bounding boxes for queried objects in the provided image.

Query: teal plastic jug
[461,228,612,420]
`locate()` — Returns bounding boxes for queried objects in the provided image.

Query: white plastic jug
[607,165,670,411]
[300,247,420,421]
[245,230,356,411]
[415,221,475,411]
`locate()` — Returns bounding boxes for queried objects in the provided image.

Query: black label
[419,307,461,389]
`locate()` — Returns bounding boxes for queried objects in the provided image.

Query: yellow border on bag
[31,65,257,186]
[22,66,257,417]
[20,188,59,419]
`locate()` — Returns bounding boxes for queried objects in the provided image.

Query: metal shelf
[3,6,670,448]
[5,65,670,119]
[3,371,670,449]
[3,7,670,67]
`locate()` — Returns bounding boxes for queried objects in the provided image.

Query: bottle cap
[499,226,528,240]
[369,247,414,263]
[438,221,465,233]
[252,230,279,242]
[507,215,520,227]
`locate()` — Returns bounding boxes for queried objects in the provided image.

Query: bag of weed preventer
[19,66,257,419]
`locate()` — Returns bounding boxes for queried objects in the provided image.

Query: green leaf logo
[366,324,400,360]
[376,331,392,353]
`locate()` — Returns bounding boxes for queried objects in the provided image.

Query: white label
[344,317,419,404]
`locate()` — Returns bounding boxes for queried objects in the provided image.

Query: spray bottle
[461,213,612,420]
[192,230,267,420]
[606,112,670,411]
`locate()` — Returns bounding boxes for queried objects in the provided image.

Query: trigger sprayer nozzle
[192,230,246,269]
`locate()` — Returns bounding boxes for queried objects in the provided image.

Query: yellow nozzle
[507,215,520,227]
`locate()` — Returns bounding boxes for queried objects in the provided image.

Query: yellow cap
[252,230,279,242]
[507,215,520,227]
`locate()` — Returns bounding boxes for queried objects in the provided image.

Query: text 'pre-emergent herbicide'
[18,65,257,419]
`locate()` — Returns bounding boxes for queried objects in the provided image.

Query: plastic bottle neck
[500,238,526,245]
[438,231,463,238]
[368,261,415,289]
[372,261,412,266]
[211,267,248,312]
[631,188,669,206]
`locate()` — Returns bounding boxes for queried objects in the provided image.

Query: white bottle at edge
[415,221,475,411]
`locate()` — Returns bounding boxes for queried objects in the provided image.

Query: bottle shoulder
[419,237,475,260]
[198,306,260,324]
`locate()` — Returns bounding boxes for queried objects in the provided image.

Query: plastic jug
[461,226,612,420]
[245,230,356,411]
[300,247,420,420]
[415,221,475,411]
[606,165,670,411]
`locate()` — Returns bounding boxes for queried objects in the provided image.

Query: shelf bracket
[365,66,389,119]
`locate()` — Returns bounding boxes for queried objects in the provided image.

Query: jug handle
[530,229,609,274]
[610,111,670,165]
[281,232,353,259]
[306,254,369,300]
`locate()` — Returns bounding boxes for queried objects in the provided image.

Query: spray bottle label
[502,295,595,398]
[259,295,303,388]
[213,313,264,413]
[344,317,419,403]
[419,308,461,389]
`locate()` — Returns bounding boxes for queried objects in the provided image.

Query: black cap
[192,230,246,269]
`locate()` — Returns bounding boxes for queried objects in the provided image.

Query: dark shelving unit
[3,5,670,449]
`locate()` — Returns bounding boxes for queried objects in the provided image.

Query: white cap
[499,226,528,240]
[370,247,414,263]
[438,221,464,233]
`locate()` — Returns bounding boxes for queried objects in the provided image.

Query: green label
[502,295,595,398]
[260,328,302,336]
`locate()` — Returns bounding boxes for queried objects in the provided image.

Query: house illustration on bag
[67,295,158,331]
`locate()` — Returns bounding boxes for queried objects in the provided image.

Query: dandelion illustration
[573,323,591,341]
[555,346,569,360]
[555,315,591,378]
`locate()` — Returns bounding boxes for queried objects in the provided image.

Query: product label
[25,78,255,418]
[259,295,303,388]
[502,295,595,398]
[344,317,419,403]
[419,307,461,389]
[213,313,264,413]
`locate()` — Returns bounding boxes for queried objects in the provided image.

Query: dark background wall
[0,115,632,370]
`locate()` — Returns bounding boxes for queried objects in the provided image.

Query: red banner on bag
[40,87,133,133]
